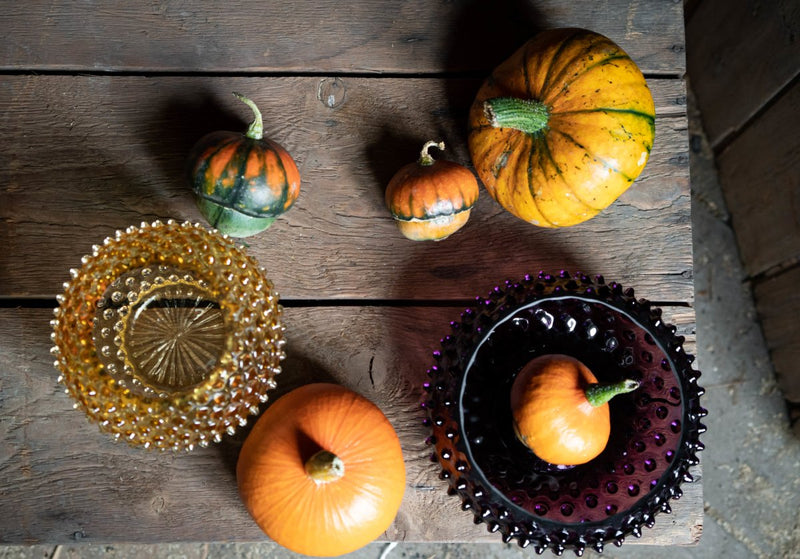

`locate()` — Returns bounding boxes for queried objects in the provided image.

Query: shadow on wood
[364,126,427,203]
[444,0,549,73]
[443,0,550,150]
[148,89,246,192]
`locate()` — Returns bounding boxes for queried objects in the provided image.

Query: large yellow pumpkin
[468,28,655,227]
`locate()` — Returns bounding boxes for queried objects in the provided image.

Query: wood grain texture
[0,75,692,302]
[717,79,800,278]
[687,0,800,147]
[0,0,699,548]
[0,0,686,75]
[754,267,800,402]
[0,307,701,545]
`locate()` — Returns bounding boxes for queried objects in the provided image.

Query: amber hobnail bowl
[51,220,286,451]
[423,271,706,555]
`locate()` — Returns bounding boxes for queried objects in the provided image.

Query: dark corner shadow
[365,126,429,202]
[442,0,550,150]
[216,352,340,479]
[444,0,549,72]
[142,90,246,213]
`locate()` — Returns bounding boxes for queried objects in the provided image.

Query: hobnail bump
[423,271,706,555]
[51,220,286,451]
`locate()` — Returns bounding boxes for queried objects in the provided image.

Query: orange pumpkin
[468,28,655,227]
[385,141,479,241]
[236,383,406,557]
[510,354,639,466]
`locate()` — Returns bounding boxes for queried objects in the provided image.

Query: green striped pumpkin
[468,28,655,227]
[187,93,300,237]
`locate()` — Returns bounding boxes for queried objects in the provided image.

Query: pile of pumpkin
[186,28,655,557]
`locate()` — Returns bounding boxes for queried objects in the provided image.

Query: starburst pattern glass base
[93,266,228,395]
[51,220,285,451]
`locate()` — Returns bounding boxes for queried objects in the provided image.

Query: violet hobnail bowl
[422,271,706,556]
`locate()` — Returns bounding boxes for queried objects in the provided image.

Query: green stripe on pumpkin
[539,29,586,95]
[268,145,293,214]
[556,107,656,126]
[546,53,634,105]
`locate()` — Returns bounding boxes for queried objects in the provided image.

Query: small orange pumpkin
[236,383,406,557]
[385,141,479,241]
[510,354,639,466]
[468,28,655,227]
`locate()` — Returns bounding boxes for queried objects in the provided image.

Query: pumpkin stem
[419,140,445,166]
[233,92,264,140]
[484,98,550,135]
[585,379,640,407]
[304,449,345,484]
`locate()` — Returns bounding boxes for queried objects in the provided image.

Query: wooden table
[0,0,702,548]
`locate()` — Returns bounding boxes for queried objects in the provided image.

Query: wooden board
[0,75,692,302]
[0,307,701,545]
[716,79,800,279]
[0,0,699,548]
[686,0,800,147]
[754,267,800,403]
[0,0,685,75]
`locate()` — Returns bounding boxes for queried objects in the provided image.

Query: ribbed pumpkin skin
[510,355,610,466]
[187,130,300,236]
[386,160,478,221]
[385,156,479,241]
[468,28,655,227]
[236,383,406,557]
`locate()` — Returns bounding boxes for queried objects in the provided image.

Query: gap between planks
[0,297,693,309]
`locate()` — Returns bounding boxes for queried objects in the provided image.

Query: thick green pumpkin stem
[305,450,345,484]
[484,97,550,135]
[233,92,264,140]
[419,140,445,166]
[585,379,640,407]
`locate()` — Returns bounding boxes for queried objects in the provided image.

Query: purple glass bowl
[423,272,706,556]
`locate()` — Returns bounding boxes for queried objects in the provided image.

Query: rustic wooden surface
[687,0,799,409]
[0,0,700,548]
[737,81,800,402]
[1,0,686,74]
[0,76,691,301]
[686,0,800,148]
[0,307,702,545]
[716,79,800,280]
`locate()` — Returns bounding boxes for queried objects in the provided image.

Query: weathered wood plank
[0,306,700,545]
[716,79,800,279]
[0,0,685,75]
[686,0,800,147]
[754,267,800,403]
[0,75,692,303]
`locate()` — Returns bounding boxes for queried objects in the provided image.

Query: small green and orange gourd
[385,141,479,241]
[187,93,301,237]
[510,354,639,466]
[468,28,656,227]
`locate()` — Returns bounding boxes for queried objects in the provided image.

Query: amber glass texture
[51,220,286,451]
[423,271,706,555]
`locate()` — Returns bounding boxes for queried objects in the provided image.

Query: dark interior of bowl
[424,272,706,555]
[462,296,683,524]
